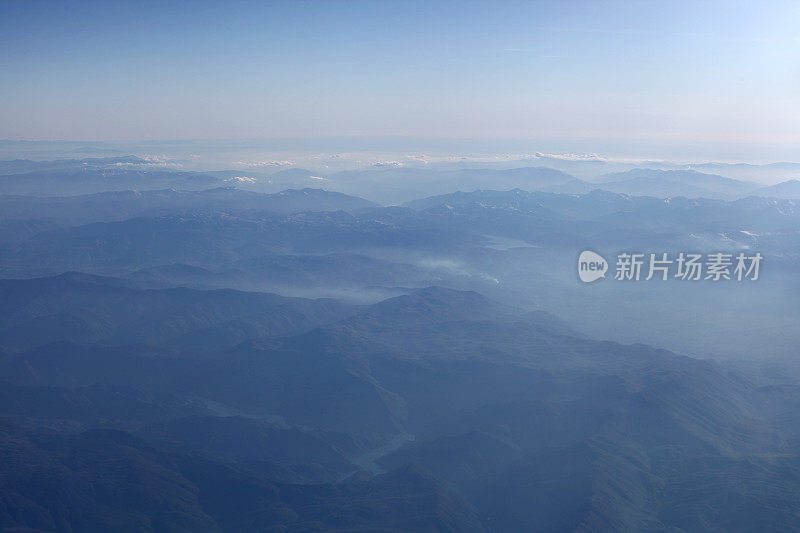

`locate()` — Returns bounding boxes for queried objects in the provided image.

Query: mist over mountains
[1,152,800,531]
[4,153,800,201]
[6,0,800,527]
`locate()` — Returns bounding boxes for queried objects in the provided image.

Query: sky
[2,0,800,160]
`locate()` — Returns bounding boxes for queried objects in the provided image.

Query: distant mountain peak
[359,286,517,326]
[751,179,800,199]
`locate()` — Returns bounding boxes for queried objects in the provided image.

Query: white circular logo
[578,250,608,283]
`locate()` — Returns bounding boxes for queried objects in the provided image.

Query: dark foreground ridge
[1,275,800,531]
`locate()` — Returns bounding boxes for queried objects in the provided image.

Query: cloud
[111,154,183,169]
[534,152,606,161]
[235,160,293,168]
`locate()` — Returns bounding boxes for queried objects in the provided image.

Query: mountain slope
[0,187,378,224]
[751,179,800,199]
[0,272,356,350]
[0,168,222,195]
[594,169,759,199]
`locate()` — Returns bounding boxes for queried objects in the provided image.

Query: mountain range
[4,156,800,201]
[2,155,800,531]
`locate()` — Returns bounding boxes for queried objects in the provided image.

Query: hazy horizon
[3,138,800,174]
[3,1,800,163]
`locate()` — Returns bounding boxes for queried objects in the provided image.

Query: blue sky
[2,0,799,159]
